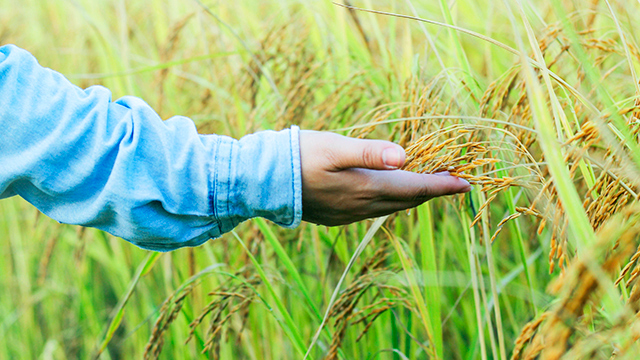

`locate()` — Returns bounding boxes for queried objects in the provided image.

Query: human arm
[0,44,470,252]
[0,44,301,251]
[299,131,470,226]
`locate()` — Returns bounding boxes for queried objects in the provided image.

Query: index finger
[367,169,471,202]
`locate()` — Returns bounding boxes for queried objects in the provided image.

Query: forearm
[0,45,302,251]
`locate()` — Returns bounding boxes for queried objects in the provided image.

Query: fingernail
[460,178,472,192]
[382,147,404,169]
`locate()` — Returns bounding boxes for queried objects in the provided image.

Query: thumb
[330,135,406,171]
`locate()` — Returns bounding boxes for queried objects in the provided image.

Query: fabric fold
[0,44,303,252]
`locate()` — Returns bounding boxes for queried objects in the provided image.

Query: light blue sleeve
[0,44,302,252]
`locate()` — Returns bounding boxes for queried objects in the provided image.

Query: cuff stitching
[288,125,303,228]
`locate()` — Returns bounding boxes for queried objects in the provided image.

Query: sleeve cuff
[288,125,303,229]
[212,126,303,233]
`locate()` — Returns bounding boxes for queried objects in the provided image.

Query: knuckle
[361,145,379,169]
[323,147,342,169]
[358,170,381,195]
[409,186,434,202]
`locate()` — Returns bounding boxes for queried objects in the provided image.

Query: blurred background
[1,0,638,359]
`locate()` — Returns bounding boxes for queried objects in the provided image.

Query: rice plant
[2,0,640,359]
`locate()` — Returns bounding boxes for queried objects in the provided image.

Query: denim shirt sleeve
[0,44,302,252]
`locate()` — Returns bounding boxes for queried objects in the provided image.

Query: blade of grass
[366,348,411,360]
[505,0,596,252]
[231,231,309,359]
[254,219,346,359]
[332,2,622,127]
[303,216,388,360]
[417,203,443,358]
[385,228,438,359]
[94,252,162,358]
[510,0,627,320]
[515,0,599,197]
[476,190,506,360]
[362,0,390,69]
[605,0,640,96]
[403,0,447,74]
[67,52,240,80]
[547,0,640,180]
[495,168,538,314]
[461,211,487,360]
[475,251,499,360]
[255,218,322,319]
[437,0,482,100]
[4,201,36,360]
[193,0,283,107]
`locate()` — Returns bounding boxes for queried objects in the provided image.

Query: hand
[299,130,472,226]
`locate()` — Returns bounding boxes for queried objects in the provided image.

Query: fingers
[321,133,406,171]
[298,130,473,227]
[309,170,471,226]
[367,169,471,202]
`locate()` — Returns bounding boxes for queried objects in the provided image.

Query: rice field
[2,0,640,359]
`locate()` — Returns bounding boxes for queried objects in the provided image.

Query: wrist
[213,126,302,231]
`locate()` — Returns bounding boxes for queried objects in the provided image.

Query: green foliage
[2,1,640,359]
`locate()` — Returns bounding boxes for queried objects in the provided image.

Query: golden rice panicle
[510,312,549,360]
[323,240,413,360]
[616,245,640,286]
[184,275,259,357]
[511,205,640,359]
[144,285,194,360]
